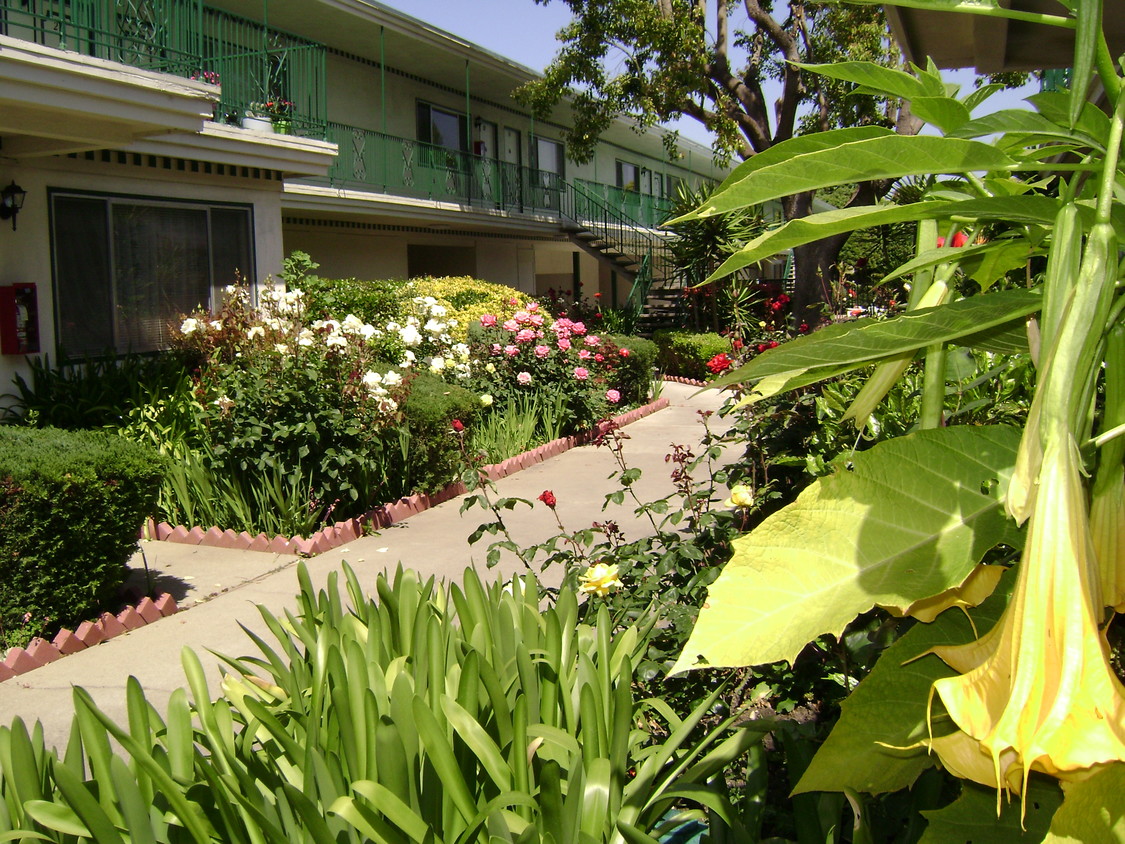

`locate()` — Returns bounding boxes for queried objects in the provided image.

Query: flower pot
[272,119,292,135]
[242,116,273,132]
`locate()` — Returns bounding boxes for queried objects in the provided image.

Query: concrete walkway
[0,382,734,750]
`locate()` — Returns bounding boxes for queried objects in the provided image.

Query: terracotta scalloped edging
[141,394,673,557]
[662,375,710,387]
[1,592,179,683]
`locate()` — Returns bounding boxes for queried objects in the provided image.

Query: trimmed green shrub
[299,273,408,328]
[397,370,483,489]
[653,329,732,380]
[0,427,164,648]
[607,333,658,405]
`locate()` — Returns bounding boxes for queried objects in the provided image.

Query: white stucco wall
[0,155,286,400]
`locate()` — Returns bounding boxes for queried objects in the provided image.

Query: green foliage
[396,372,484,492]
[671,425,1024,673]
[1,351,193,429]
[0,427,163,648]
[519,0,898,164]
[652,329,732,380]
[606,334,657,405]
[0,564,762,844]
[299,273,406,330]
[674,5,1125,834]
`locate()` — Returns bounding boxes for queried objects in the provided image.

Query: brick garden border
[2,391,683,683]
[1,593,179,682]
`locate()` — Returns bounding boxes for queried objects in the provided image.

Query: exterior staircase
[557,179,684,334]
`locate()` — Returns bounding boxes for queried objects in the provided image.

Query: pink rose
[534,344,550,358]
[573,367,589,380]
[490,343,502,355]
[571,321,587,335]
[514,310,530,324]
[585,335,600,346]
[516,328,537,343]
[480,314,497,327]
[517,371,532,385]
[606,389,620,403]
[504,344,520,356]
[619,348,630,357]
[557,338,571,350]
[594,353,604,362]
[578,349,591,360]
[527,302,539,313]
[503,319,519,332]
[529,314,544,326]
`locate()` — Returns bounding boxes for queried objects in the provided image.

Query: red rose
[538,490,557,508]
[451,419,464,432]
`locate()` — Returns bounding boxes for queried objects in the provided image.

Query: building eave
[0,35,215,159]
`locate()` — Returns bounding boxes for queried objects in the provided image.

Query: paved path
[0,382,735,750]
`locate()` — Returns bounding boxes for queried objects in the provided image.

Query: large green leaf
[710,202,953,279]
[950,109,1104,150]
[670,425,1023,673]
[881,241,1037,288]
[688,136,1011,220]
[920,780,1062,843]
[1044,765,1125,843]
[910,97,973,133]
[708,289,1042,394]
[796,62,937,101]
[794,568,1015,796]
[704,126,894,198]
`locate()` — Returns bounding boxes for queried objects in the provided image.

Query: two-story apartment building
[0,0,726,390]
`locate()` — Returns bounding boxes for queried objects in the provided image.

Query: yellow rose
[723,484,754,509]
[578,563,623,597]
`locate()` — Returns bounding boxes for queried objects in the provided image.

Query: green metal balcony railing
[0,0,327,137]
[200,6,326,137]
[573,178,674,229]
[320,123,674,229]
[321,122,564,213]
[1041,67,1072,92]
[0,0,201,75]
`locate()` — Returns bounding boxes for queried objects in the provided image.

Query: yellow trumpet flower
[929,435,1125,798]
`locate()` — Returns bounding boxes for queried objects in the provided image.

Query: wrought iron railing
[573,178,673,229]
[319,122,565,212]
[200,6,326,137]
[1041,67,1072,92]
[0,0,327,137]
[0,0,201,75]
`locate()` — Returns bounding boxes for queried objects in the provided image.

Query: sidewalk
[0,381,734,750]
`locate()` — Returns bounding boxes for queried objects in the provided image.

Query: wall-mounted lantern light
[0,182,27,232]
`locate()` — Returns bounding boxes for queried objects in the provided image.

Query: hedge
[0,427,164,648]
[652,330,732,380]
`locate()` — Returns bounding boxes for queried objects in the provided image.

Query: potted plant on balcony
[247,99,294,134]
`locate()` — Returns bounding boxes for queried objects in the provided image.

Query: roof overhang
[130,124,339,180]
[0,35,215,158]
[886,0,1125,73]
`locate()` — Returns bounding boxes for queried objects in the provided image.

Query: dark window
[616,160,639,192]
[51,194,254,356]
[416,102,468,153]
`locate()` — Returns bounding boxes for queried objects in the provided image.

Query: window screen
[51,194,253,356]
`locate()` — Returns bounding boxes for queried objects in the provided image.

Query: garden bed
[140,394,670,556]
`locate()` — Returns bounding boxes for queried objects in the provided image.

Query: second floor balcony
[0,0,326,136]
[312,122,674,229]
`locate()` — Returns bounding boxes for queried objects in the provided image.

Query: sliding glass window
[51,193,254,357]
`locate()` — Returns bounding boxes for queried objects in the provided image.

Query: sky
[375,0,1039,153]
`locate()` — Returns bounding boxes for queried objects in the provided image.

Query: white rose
[180,318,200,335]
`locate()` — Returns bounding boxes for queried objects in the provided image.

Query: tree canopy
[518,0,921,322]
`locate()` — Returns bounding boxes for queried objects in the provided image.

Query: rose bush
[466,306,639,433]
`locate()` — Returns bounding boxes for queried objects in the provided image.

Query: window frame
[48,189,256,359]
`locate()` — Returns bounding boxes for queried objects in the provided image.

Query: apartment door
[474,119,499,206]
[502,127,523,211]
